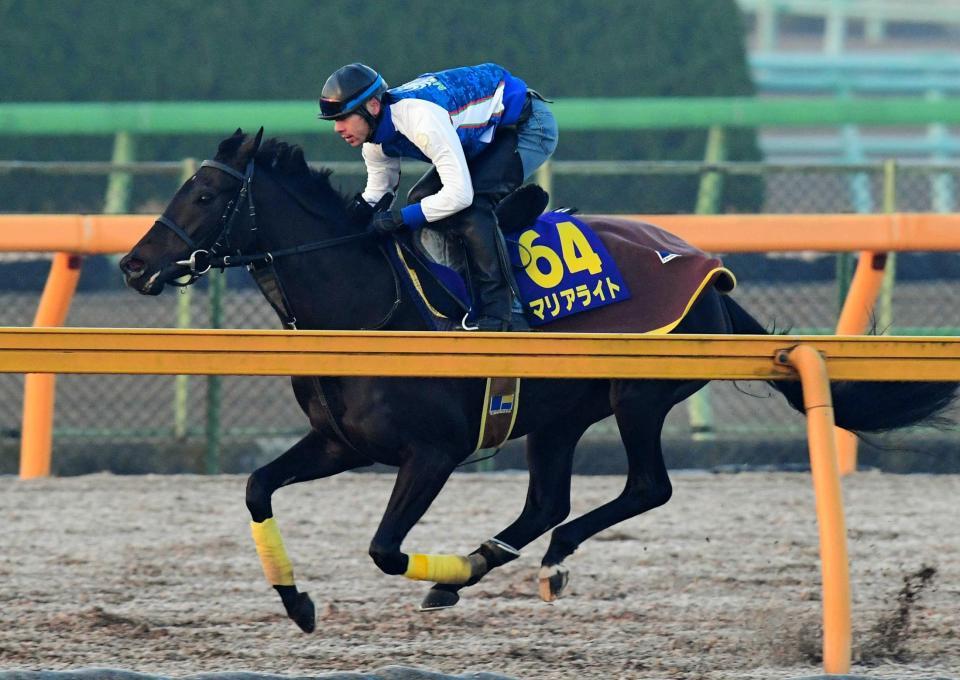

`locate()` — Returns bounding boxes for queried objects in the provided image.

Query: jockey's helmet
[318,63,387,121]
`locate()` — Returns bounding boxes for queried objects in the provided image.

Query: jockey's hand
[370,209,406,235]
[346,193,394,230]
[345,193,375,229]
[347,192,393,229]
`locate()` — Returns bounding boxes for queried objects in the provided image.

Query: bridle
[156,158,257,286]
[153,156,401,330]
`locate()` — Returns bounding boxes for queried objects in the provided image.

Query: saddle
[389,185,735,334]
[387,185,549,330]
[414,184,550,276]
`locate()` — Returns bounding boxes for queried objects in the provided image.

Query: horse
[119,129,956,633]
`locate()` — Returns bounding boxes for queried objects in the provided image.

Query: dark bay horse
[119,129,956,633]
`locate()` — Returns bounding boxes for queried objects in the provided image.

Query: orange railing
[4,211,960,479]
[7,211,960,253]
[4,212,960,677]
[4,329,960,676]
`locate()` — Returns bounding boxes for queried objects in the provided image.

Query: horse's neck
[251,174,417,331]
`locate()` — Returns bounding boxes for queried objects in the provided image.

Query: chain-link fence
[2,160,959,474]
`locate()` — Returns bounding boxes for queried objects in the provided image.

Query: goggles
[318,75,385,120]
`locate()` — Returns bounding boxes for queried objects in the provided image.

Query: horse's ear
[234,127,243,136]
[236,127,265,164]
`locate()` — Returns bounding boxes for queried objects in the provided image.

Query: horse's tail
[721,295,958,433]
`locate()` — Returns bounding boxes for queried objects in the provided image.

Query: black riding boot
[407,128,529,331]
[453,203,527,331]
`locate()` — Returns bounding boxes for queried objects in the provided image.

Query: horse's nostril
[122,257,145,273]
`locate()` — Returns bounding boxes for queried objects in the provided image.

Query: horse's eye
[197,193,214,204]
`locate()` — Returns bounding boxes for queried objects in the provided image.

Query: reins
[158,159,373,280]
[152,152,406,457]
[154,156,402,331]
[208,231,374,270]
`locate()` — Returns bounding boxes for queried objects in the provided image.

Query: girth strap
[311,377,363,456]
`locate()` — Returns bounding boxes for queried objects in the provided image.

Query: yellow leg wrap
[250,517,295,586]
[404,553,473,584]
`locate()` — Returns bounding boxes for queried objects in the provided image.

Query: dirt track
[1,472,958,679]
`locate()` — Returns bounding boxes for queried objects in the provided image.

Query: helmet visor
[318,98,348,120]
[318,74,385,121]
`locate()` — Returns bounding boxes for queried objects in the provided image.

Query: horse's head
[119,127,264,294]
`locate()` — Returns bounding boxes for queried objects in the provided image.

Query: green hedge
[0,0,761,213]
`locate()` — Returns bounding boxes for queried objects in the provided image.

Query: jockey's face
[333,98,381,147]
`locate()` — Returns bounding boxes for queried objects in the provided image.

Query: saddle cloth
[397,213,735,452]
[536,215,735,334]
[408,212,734,334]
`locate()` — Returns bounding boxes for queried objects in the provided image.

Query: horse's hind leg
[246,430,372,633]
[422,386,611,610]
[539,378,704,601]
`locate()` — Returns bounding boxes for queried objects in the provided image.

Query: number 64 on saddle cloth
[506,211,631,326]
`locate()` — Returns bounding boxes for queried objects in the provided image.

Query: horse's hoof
[538,564,569,602]
[420,586,460,611]
[286,591,316,633]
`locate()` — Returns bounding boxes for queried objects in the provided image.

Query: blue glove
[370,209,406,235]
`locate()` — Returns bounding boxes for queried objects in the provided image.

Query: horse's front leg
[367,447,487,588]
[246,430,372,633]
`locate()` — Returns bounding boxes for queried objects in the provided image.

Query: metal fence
[1,159,959,472]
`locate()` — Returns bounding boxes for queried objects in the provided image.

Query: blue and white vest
[370,63,528,161]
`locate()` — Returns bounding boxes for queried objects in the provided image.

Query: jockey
[318,62,558,331]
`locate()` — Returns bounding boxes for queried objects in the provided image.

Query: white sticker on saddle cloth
[656,250,681,263]
[507,213,631,326]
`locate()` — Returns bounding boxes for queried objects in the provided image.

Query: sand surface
[2,471,958,679]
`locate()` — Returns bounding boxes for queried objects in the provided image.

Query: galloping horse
[120,129,956,633]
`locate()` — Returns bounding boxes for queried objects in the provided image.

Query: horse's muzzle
[119,254,145,280]
[119,254,165,295]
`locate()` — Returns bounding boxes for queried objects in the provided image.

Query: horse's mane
[257,139,350,218]
[255,139,333,190]
[216,133,349,223]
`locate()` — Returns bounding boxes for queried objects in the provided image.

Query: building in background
[739,0,960,170]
